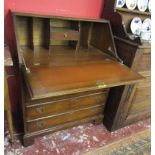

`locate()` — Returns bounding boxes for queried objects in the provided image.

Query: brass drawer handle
[36,122,45,128]
[96,81,107,88]
[64,33,68,38]
[69,98,76,102]
[36,107,45,113]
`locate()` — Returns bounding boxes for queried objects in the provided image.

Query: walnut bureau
[13,12,142,146]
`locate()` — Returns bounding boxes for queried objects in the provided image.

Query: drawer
[26,91,108,120]
[27,105,103,132]
[137,76,150,88]
[143,48,151,54]
[51,29,79,41]
[129,86,151,115]
[125,85,151,125]
[129,100,150,115]
[138,53,151,72]
[125,110,150,126]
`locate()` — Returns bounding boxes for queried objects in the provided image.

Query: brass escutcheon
[36,107,44,113]
[36,122,45,128]
[64,33,68,38]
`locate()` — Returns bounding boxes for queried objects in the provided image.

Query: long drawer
[126,74,151,124]
[26,91,108,120]
[137,75,150,88]
[138,52,151,72]
[128,86,150,114]
[26,105,103,132]
[125,110,150,126]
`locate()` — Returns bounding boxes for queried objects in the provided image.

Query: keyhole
[64,33,68,38]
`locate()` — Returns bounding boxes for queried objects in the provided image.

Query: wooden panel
[23,80,109,105]
[50,19,71,28]
[125,110,150,126]
[114,36,138,67]
[138,53,151,72]
[91,22,116,57]
[80,22,91,48]
[27,105,103,132]
[33,18,50,47]
[125,76,151,125]
[128,86,150,113]
[129,100,150,115]
[22,45,112,67]
[143,48,151,54]
[50,19,79,29]
[15,16,33,46]
[24,60,142,100]
[115,8,151,16]
[26,91,108,120]
[117,11,149,34]
[137,75,150,88]
[4,45,13,66]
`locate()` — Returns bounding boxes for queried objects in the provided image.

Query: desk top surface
[21,46,143,100]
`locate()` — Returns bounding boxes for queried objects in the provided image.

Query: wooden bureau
[13,12,142,146]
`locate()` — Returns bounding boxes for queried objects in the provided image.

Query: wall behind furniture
[4,0,104,111]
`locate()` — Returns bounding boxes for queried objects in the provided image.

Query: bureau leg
[6,109,14,144]
[23,135,35,147]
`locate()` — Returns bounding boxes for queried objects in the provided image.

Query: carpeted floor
[4,119,150,155]
[85,128,151,155]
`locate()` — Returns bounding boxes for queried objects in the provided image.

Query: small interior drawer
[26,105,104,132]
[51,29,79,41]
[26,91,108,120]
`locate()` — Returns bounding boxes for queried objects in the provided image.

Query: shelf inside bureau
[21,45,113,67]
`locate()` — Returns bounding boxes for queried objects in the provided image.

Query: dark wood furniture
[102,0,151,131]
[4,45,14,143]
[13,12,142,146]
